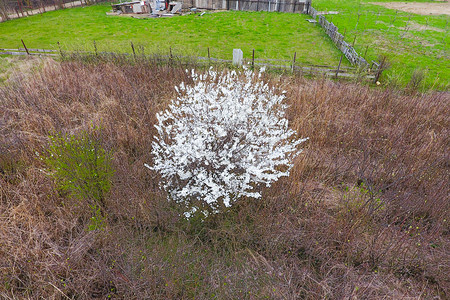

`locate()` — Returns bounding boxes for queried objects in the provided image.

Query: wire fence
[0,44,379,81]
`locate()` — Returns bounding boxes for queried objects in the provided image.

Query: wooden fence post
[57,41,64,59]
[355,13,360,30]
[363,45,369,60]
[21,39,30,55]
[131,41,136,60]
[373,56,386,84]
[291,51,296,72]
[39,0,45,13]
[352,35,357,47]
[25,1,30,16]
[18,0,24,17]
[387,10,398,32]
[335,55,343,79]
[252,49,255,69]
[93,40,98,56]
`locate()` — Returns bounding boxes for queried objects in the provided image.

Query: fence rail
[308,5,318,18]
[0,47,58,56]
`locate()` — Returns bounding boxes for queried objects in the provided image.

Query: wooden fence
[227,0,309,13]
[188,0,311,13]
[308,6,368,67]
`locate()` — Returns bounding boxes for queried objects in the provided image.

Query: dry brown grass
[0,57,448,299]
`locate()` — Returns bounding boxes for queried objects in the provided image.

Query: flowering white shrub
[150,69,308,217]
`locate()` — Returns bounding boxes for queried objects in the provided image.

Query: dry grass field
[0,57,449,298]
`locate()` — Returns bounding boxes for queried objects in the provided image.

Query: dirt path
[369,1,450,16]
[0,1,85,22]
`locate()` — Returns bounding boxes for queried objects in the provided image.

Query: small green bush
[43,128,114,230]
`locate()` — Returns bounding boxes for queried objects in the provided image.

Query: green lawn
[312,0,449,88]
[0,3,345,66]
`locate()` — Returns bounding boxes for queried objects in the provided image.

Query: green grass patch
[312,0,449,89]
[0,3,346,66]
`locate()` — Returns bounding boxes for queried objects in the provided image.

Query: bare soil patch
[408,21,445,32]
[370,1,450,15]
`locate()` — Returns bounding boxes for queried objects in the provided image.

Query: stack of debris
[110,0,183,17]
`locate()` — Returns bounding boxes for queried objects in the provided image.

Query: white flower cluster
[150,69,307,217]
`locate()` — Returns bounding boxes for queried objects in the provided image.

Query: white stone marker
[233,49,243,67]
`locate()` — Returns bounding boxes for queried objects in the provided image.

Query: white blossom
[149,69,308,216]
